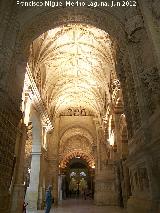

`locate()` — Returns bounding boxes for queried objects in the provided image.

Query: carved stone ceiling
[29,24,115,117]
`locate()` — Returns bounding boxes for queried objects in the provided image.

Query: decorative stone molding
[59,151,95,169]
[25,65,53,132]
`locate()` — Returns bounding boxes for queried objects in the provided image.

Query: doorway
[60,157,94,200]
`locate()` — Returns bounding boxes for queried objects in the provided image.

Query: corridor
[28,199,126,213]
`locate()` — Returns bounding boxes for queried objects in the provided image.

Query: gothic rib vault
[28,24,115,118]
[25,23,117,180]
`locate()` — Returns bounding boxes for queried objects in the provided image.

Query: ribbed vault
[29,24,115,117]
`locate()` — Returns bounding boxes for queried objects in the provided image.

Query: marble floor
[27,199,127,213]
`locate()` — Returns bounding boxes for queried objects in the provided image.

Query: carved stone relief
[129,166,150,195]
[140,66,160,109]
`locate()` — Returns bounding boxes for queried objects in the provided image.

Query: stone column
[26,151,41,210]
[46,118,60,206]
[25,108,42,211]
[58,175,63,202]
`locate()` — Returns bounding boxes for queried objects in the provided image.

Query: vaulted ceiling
[29,24,115,118]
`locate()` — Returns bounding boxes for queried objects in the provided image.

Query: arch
[60,127,95,146]
[59,150,95,169]
[12,6,133,141]
[15,7,127,60]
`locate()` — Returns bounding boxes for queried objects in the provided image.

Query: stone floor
[27,199,127,213]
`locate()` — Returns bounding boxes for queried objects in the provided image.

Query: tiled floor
[28,199,127,213]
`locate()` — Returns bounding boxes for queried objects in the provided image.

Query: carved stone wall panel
[0,95,22,192]
[127,9,160,117]
[94,162,117,205]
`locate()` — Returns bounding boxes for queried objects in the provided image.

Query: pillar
[46,118,60,206]
[94,123,117,205]
[25,108,42,211]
